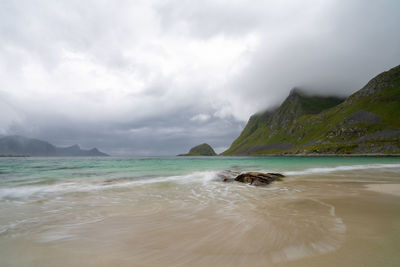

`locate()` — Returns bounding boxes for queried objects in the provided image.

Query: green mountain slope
[178,143,217,156]
[222,65,400,155]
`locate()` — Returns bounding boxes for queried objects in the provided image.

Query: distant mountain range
[0,135,108,156]
[222,65,400,155]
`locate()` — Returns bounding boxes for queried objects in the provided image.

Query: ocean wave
[1,163,399,200]
[0,171,222,200]
[284,163,400,176]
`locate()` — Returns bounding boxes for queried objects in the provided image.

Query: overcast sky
[0,0,399,155]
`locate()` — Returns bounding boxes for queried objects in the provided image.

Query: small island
[178,143,217,156]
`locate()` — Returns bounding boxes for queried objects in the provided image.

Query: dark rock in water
[218,170,239,183]
[217,170,285,186]
[266,173,285,178]
[234,172,285,186]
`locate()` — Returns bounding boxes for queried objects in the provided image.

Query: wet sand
[365,184,400,196]
[0,168,399,266]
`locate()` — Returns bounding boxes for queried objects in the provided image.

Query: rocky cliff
[223,65,400,155]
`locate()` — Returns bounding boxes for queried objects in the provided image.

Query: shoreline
[1,154,400,158]
[218,153,400,157]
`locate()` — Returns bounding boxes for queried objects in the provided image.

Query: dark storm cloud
[0,0,399,155]
[6,110,242,155]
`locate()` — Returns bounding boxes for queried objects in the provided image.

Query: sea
[0,156,399,266]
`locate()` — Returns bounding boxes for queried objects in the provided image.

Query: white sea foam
[1,163,399,200]
[0,171,221,200]
[284,163,400,176]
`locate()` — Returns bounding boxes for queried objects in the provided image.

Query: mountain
[223,65,400,155]
[55,145,108,157]
[0,135,109,156]
[178,143,217,156]
[0,135,57,156]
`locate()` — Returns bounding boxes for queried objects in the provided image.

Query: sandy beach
[365,183,400,196]
[0,157,399,266]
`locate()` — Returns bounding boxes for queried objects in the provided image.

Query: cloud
[0,0,399,155]
[190,114,211,123]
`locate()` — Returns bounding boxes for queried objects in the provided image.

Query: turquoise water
[0,156,399,201]
[0,156,400,197]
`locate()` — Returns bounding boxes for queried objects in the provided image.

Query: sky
[0,0,399,155]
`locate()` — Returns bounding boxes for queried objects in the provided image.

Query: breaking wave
[284,163,400,176]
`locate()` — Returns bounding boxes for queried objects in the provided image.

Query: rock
[234,172,285,186]
[222,177,235,183]
[267,172,285,178]
[345,110,381,124]
[218,170,239,183]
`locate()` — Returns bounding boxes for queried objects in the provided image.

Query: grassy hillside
[178,143,217,156]
[222,65,400,155]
